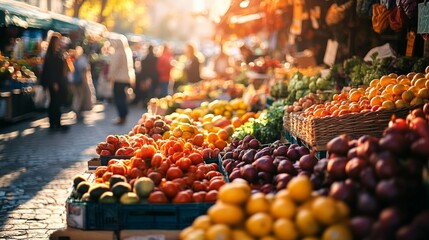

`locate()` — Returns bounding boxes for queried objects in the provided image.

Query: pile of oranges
[301,68,429,118]
[180,176,352,240]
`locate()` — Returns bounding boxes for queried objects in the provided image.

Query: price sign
[323,39,339,66]
[418,2,429,34]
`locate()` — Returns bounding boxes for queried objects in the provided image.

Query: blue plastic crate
[99,155,133,166]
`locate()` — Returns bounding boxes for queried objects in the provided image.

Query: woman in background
[157,44,173,97]
[40,32,70,131]
[107,35,135,125]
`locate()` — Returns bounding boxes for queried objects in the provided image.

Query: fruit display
[299,69,429,118]
[233,101,285,144]
[286,72,335,104]
[74,142,227,204]
[303,103,429,239]
[222,135,316,194]
[180,177,351,240]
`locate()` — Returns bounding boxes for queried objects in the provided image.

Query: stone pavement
[0,103,147,239]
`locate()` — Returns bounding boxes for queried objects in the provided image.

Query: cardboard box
[49,227,117,240]
[294,50,317,68]
[120,230,181,240]
[87,158,101,170]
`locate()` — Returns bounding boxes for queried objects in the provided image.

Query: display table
[0,87,36,122]
[49,227,180,240]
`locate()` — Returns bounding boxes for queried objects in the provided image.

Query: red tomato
[160,181,180,198]
[197,165,210,174]
[108,159,121,166]
[115,147,134,156]
[173,190,192,203]
[106,135,119,145]
[151,153,164,168]
[130,157,146,170]
[99,149,112,156]
[176,157,192,171]
[128,167,144,179]
[144,118,155,129]
[206,171,223,180]
[148,191,168,203]
[95,166,108,178]
[140,144,156,159]
[148,171,163,186]
[208,179,226,191]
[158,162,170,175]
[182,176,195,187]
[188,153,204,165]
[210,176,225,183]
[102,171,113,183]
[192,181,207,192]
[173,142,183,152]
[195,169,206,181]
[172,178,187,191]
[110,164,127,176]
[166,166,183,180]
[204,190,218,202]
[188,165,198,174]
[192,191,206,203]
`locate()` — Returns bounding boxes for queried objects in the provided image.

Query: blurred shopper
[240,45,257,64]
[213,45,232,79]
[40,32,70,131]
[96,42,113,103]
[70,46,96,121]
[134,45,159,107]
[184,43,201,83]
[107,36,135,125]
[157,44,173,97]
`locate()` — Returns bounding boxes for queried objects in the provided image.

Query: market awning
[84,20,108,37]
[0,0,52,29]
[49,12,86,35]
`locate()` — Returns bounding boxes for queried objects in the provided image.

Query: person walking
[184,43,201,83]
[157,44,173,97]
[135,45,159,106]
[107,35,135,125]
[70,46,96,121]
[213,44,232,79]
[40,32,70,131]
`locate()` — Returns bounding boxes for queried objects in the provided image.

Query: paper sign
[418,3,429,34]
[323,39,339,66]
[406,31,416,57]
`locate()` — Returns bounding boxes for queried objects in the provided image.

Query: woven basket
[290,106,420,150]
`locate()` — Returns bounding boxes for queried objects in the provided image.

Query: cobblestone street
[0,103,146,239]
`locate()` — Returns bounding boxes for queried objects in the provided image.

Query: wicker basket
[289,106,420,151]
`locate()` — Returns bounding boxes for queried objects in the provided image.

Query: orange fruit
[245,212,273,237]
[417,88,429,99]
[207,132,218,144]
[348,103,361,113]
[367,88,380,99]
[384,84,394,94]
[207,202,244,226]
[388,73,398,78]
[369,79,379,88]
[410,97,424,106]
[231,229,254,240]
[287,175,312,202]
[335,201,350,221]
[246,192,270,214]
[214,139,227,150]
[311,197,339,225]
[392,84,406,95]
[217,129,229,141]
[408,86,421,95]
[296,209,321,237]
[370,96,383,107]
[231,117,242,128]
[411,73,425,84]
[395,99,409,108]
[381,100,395,110]
[407,72,416,79]
[414,78,427,88]
[426,79,429,88]
[399,78,411,86]
[180,227,204,240]
[273,218,298,240]
[275,189,290,199]
[206,224,232,240]
[348,91,361,102]
[192,215,211,230]
[192,134,204,147]
[218,181,251,205]
[379,76,395,87]
[322,224,352,240]
[270,197,296,219]
[173,127,183,138]
[402,90,415,102]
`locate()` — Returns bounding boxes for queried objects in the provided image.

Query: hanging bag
[389,1,407,32]
[372,3,391,33]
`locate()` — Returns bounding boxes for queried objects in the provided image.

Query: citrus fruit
[322,223,352,240]
[287,175,312,202]
[402,90,415,102]
[270,197,296,219]
[192,215,211,230]
[417,88,429,99]
[207,202,244,226]
[245,212,273,237]
[296,209,321,237]
[231,229,254,240]
[311,197,339,225]
[273,218,298,240]
[410,97,424,106]
[381,100,395,110]
[218,181,251,205]
[246,192,270,214]
[206,224,232,240]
